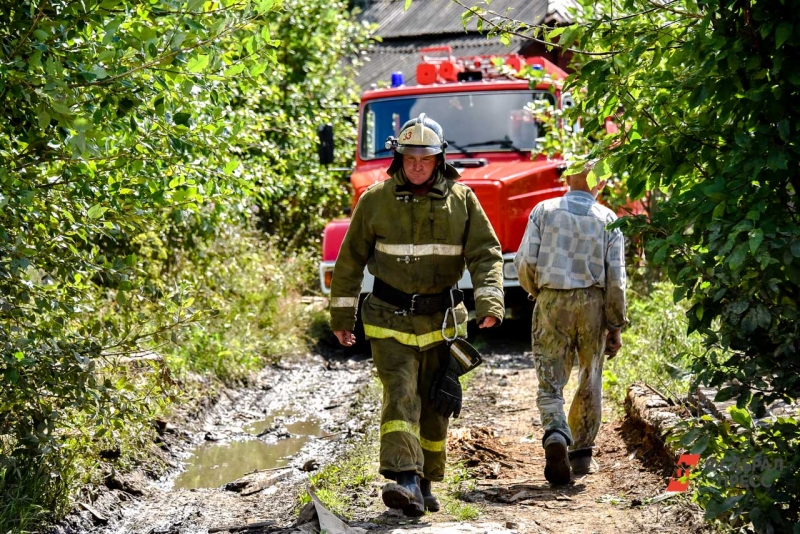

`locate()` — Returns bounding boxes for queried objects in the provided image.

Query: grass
[603,281,704,414]
[440,461,481,521]
[164,228,315,383]
[299,379,382,519]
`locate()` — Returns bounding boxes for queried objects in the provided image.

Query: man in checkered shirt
[514,162,628,485]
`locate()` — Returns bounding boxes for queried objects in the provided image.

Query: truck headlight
[503,261,518,280]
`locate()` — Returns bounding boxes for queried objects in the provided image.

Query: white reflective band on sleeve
[330,297,359,308]
[474,286,504,300]
[376,242,463,257]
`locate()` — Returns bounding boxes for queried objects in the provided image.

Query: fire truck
[318,46,574,321]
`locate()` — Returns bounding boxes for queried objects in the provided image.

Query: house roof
[353,0,577,91]
[360,0,577,39]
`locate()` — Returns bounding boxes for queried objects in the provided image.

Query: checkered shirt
[514,190,628,328]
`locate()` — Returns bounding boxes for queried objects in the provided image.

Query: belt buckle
[409,294,421,315]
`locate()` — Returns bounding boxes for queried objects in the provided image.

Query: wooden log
[208,519,276,533]
[625,382,683,438]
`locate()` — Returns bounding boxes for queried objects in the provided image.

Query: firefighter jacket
[329,169,504,351]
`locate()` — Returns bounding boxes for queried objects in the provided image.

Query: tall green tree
[1,0,369,528]
[444,0,799,528]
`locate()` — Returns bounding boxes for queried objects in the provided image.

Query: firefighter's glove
[430,353,464,419]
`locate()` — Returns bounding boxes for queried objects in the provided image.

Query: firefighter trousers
[371,337,450,482]
[532,287,607,452]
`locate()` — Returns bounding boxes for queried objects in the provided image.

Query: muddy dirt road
[58,320,707,534]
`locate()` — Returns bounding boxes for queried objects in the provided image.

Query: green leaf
[51,101,72,115]
[690,434,710,454]
[791,241,800,258]
[728,300,749,315]
[404,0,412,10]
[559,25,581,49]
[727,242,748,270]
[224,63,246,76]
[547,26,567,40]
[653,244,669,265]
[38,110,51,129]
[777,120,790,142]
[775,22,792,49]
[256,0,274,13]
[748,229,764,255]
[587,159,611,188]
[87,204,107,219]
[729,407,752,428]
[250,62,268,77]
[742,310,758,333]
[173,112,191,126]
[688,85,708,108]
[187,54,210,73]
[223,160,239,174]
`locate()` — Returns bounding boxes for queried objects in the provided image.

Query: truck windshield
[360,91,555,159]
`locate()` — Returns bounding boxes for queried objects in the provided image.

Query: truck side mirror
[317,124,334,165]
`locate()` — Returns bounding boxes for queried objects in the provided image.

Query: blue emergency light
[391,71,404,87]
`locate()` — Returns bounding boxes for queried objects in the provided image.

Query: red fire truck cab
[319,48,573,318]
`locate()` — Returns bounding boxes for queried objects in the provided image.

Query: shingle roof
[361,0,551,39]
[354,34,528,89]
[353,0,578,91]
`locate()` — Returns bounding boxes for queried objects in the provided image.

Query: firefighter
[513,161,628,485]
[329,113,504,517]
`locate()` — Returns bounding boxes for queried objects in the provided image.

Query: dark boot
[569,449,599,475]
[543,431,571,485]
[381,471,425,517]
[420,478,440,512]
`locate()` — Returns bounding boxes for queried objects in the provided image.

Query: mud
[53,352,376,534]
[54,319,709,534]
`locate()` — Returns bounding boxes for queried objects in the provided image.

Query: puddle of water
[173,436,309,490]
[173,413,325,490]
[244,409,294,435]
[244,411,326,438]
[285,419,326,438]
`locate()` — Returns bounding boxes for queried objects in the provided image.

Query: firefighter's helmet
[388,113,447,156]
[385,113,460,179]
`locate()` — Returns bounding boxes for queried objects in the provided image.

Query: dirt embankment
[52,322,709,534]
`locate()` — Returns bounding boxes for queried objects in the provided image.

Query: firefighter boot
[543,431,571,485]
[420,478,440,512]
[382,471,425,517]
[569,449,600,475]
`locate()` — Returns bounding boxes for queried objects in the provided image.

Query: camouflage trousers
[532,287,607,451]
[371,337,450,482]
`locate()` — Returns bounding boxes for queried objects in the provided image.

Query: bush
[0,0,371,528]
[673,411,800,532]
[163,225,313,382]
